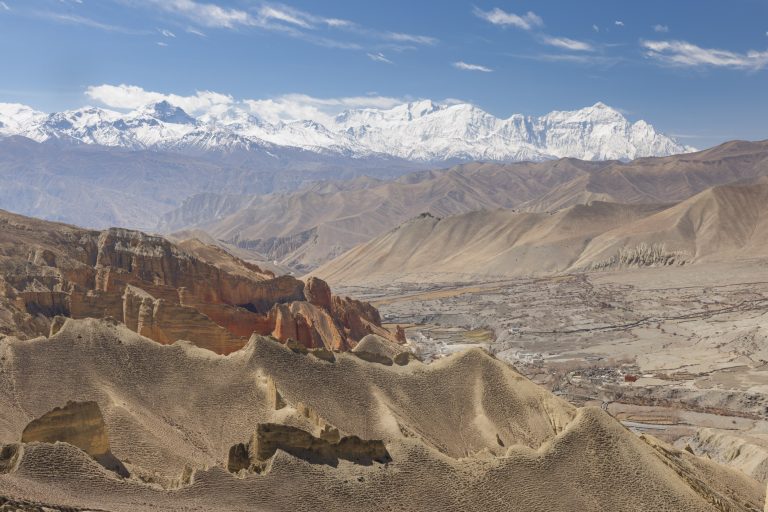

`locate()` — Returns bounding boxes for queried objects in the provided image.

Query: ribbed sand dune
[0,318,763,511]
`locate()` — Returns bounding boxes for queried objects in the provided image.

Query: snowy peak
[0,100,694,162]
[140,101,196,125]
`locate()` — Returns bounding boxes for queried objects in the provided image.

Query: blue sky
[0,0,766,149]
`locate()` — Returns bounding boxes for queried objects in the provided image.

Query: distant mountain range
[162,140,768,273]
[0,100,692,162]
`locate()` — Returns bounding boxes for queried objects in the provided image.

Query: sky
[0,0,766,149]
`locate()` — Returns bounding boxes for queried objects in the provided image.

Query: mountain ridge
[311,182,768,285]
[0,100,693,162]
[162,140,768,272]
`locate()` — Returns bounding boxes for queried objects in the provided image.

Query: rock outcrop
[304,276,332,311]
[268,301,347,350]
[0,210,399,354]
[352,334,416,366]
[228,423,390,470]
[21,401,128,477]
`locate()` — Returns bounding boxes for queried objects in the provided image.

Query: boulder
[21,401,128,477]
[228,423,390,470]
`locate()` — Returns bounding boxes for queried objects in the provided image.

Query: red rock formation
[331,295,391,342]
[0,210,400,356]
[304,276,332,311]
[123,285,247,354]
[268,301,347,351]
[265,289,400,351]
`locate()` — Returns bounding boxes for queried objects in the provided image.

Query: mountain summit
[0,100,694,162]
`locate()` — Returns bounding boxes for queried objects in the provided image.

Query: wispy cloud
[367,52,392,64]
[143,0,253,29]
[0,2,9,11]
[653,24,669,33]
[453,61,493,72]
[256,4,312,28]
[160,28,176,37]
[157,41,168,46]
[615,20,624,27]
[509,53,621,66]
[473,7,542,30]
[132,0,435,51]
[592,24,599,32]
[37,12,146,34]
[186,26,206,37]
[642,39,768,70]
[542,36,593,52]
[384,32,437,45]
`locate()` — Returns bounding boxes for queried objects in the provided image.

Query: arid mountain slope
[0,209,393,353]
[162,161,589,271]
[312,202,670,284]
[162,140,768,271]
[314,182,768,285]
[570,183,768,270]
[0,318,762,511]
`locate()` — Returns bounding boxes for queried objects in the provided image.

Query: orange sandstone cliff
[0,210,396,354]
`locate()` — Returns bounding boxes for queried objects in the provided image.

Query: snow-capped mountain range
[0,100,694,162]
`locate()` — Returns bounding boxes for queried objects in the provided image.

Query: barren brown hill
[0,318,763,511]
[161,140,768,271]
[0,210,394,353]
[314,181,768,285]
[312,202,669,284]
[572,182,768,270]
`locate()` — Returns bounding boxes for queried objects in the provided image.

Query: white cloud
[144,0,253,29]
[473,7,543,30]
[453,61,493,72]
[367,52,392,64]
[244,93,404,124]
[84,84,405,125]
[384,32,437,45]
[85,84,234,113]
[615,20,624,27]
[160,28,176,37]
[325,18,351,28]
[653,24,669,33]
[0,2,9,11]
[256,5,311,28]
[642,40,768,70]
[543,36,593,52]
[592,24,599,32]
[135,0,432,50]
[156,41,168,46]
[186,26,206,36]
